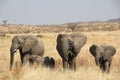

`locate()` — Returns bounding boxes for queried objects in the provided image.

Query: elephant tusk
[14,49,17,53]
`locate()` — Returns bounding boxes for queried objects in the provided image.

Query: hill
[108,18,120,22]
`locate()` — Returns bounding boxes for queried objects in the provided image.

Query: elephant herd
[9,32,116,73]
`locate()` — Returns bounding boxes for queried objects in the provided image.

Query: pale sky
[0,0,120,25]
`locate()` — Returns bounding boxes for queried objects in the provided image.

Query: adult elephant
[56,32,87,70]
[10,35,44,70]
[89,44,116,73]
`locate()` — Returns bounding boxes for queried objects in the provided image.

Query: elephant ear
[22,37,38,53]
[89,44,97,57]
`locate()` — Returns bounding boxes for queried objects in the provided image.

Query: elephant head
[10,35,24,69]
[10,35,44,70]
[89,44,102,66]
[89,44,116,73]
[29,55,44,66]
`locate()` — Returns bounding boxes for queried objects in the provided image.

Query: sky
[0,0,120,25]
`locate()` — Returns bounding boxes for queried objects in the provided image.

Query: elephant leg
[100,64,105,72]
[98,57,106,72]
[22,54,30,66]
[62,59,68,70]
[104,61,110,73]
[100,63,103,70]
[73,58,76,71]
[20,56,24,67]
[69,61,73,70]
[100,60,110,73]
[106,58,112,73]
[69,59,76,71]
[100,59,104,71]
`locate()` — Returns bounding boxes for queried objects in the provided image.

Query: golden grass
[0,31,120,80]
[0,22,120,34]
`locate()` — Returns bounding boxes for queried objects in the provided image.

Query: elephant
[89,44,116,73]
[29,55,55,69]
[10,35,44,70]
[56,32,87,70]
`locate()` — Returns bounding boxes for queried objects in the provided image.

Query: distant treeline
[0,22,120,34]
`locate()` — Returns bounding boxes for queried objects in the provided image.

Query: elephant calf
[56,32,87,70]
[29,55,55,69]
[89,44,116,73]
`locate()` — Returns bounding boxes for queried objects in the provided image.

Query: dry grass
[0,30,120,80]
[0,22,120,34]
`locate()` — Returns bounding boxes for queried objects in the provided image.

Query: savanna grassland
[0,22,120,80]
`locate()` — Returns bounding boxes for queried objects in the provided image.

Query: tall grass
[0,31,120,80]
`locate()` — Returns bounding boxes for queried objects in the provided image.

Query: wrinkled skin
[10,35,44,70]
[29,55,55,69]
[56,32,87,70]
[89,44,116,73]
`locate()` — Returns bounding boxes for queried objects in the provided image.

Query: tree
[2,20,8,25]
[2,20,8,26]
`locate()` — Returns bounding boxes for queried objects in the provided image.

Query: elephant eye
[18,41,21,44]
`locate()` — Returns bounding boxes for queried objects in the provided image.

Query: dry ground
[0,31,120,80]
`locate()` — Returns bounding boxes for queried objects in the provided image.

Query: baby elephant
[29,55,55,69]
[89,44,116,73]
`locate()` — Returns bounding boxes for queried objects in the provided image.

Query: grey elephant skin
[89,44,116,73]
[29,55,55,69]
[56,32,87,70]
[10,35,44,70]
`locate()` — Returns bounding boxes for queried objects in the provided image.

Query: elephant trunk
[95,58,99,66]
[10,46,17,70]
[10,53,14,70]
[95,55,101,67]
